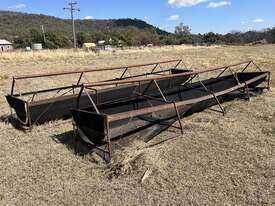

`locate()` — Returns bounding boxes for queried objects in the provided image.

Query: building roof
[0,40,12,45]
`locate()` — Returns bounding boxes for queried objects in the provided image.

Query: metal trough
[6,59,191,127]
[72,60,270,161]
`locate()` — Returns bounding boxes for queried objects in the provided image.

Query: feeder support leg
[105,118,112,163]
[244,82,250,101]
[76,72,84,85]
[173,102,184,135]
[11,77,15,96]
[174,60,182,69]
[198,76,225,116]
[267,72,271,91]
[153,80,168,102]
[150,63,159,74]
[83,88,100,114]
[120,67,128,79]
[241,61,252,72]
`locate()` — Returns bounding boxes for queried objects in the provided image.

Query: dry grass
[0,45,274,205]
[0,45,220,64]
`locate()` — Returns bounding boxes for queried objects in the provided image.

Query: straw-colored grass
[0,45,221,63]
[0,45,274,205]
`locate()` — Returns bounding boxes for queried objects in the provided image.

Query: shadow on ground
[0,114,30,132]
[4,88,267,163]
[51,130,114,163]
[51,131,94,156]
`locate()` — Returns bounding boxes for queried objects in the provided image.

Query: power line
[64,1,80,49]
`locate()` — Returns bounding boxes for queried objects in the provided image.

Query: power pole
[64,1,80,49]
[41,25,46,44]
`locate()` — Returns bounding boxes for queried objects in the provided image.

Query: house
[0,40,13,52]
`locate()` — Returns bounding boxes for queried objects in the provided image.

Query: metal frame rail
[10,59,183,97]
[8,59,185,129]
[76,60,271,162]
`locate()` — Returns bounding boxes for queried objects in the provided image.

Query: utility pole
[41,25,46,44]
[64,1,80,49]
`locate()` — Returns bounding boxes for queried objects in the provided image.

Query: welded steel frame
[197,74,225,115]
[76,78,187,162]
[76,60,270,162]
[105,73,268,122]
[78,72,269,162]
[10,59,182,96]
[84,60,259,88]
[8,59,184,127]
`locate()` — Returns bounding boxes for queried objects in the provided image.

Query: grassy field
[0,45,274,205]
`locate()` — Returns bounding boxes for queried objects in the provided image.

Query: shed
[0,40,13,52]
[83,42,96,50]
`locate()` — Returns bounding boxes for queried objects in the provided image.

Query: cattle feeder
[72,60,271,162]
[6,59,191,127]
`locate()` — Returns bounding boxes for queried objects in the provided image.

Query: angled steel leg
[216,67,229,78]
[251,61,262,72]
[181,74,197,88]
[150,63,159,74]
[197,76,225,116]
[153,80,168,102]
[105,118,112,163]
[173,102,184,135]
[83,88,100,114]
[267,72,271,91]
[244,82,250,101]
[120,67,129,79]
[76,72,84,85]
[27,102,33,130]
[174,59,182,69]
[241,61,252,72]
[229,68,241,85]
[137,81,185,135]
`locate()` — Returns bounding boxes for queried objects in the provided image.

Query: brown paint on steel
[27,72,180,107]
[12,68,175,97]
[85,60,253,88]
[14,60,256,108]
[107,73,268,123]
[14,59,181,80]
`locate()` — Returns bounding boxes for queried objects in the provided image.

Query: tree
[77,32,92,46]
[45,31,71,49]
[14,36,32,48]
[203,32,222,44]
[175,23,191,35]
[30,29,43,43]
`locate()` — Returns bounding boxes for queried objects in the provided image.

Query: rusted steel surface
[84,60,254,88]
[13,59,182,80]
[7,64,191,126]
[6,59,270,134]
[107,73,268,122]
[72,60,270,162]
[10,59,183,98]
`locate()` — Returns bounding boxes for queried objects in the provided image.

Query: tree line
[10,21,275,49]
[1,12,274,48]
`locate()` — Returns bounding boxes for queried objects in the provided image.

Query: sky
[0,0,275,34]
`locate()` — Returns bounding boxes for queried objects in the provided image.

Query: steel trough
[72,61,270,161]
[6,60,189,127]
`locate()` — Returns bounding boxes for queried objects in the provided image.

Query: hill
[0,11,274,48]
[0,11,168,41]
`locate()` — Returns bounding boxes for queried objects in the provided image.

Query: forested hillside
[0,11,167,38]
[0,11,274,48]
[0,11,169,48]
